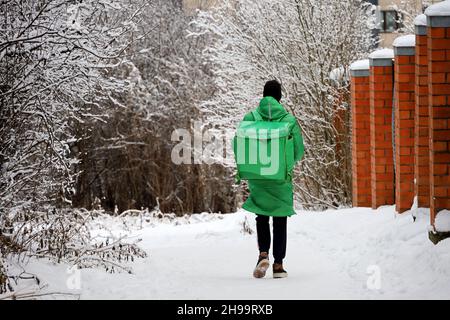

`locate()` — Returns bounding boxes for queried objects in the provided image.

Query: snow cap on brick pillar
[415,14,427,36]
[425,0,450,230]
[369,48,395,209]
[350,59,371,207]
[414,14,430,209]
[393,35,416,213]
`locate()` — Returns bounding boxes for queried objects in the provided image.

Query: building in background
[369,0,444,47]
[183,0,218,14]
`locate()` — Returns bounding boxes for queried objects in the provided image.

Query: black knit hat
[263,80,282,102]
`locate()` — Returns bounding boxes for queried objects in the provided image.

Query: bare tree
[0,0,147,293]
[72,0,238,215]
[395,0,424,34]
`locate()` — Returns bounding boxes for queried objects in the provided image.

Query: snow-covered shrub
[72,0,238,215]
[10,208,146,271]
[0,0,147,292]
[0,254,9,294]
[191,0,376,209]
[395,0,424,34]
[240,216,254,235]
[0,0,238,291]
[0,0,141,213]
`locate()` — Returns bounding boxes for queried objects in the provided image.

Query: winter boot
[253,252,270,278]
[273,263,288,279]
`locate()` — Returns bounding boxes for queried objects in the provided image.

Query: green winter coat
[241,96,305,217]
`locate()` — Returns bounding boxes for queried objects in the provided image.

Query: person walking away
[234,80,304,279]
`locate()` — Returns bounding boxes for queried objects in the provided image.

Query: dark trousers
[255,214,287,264]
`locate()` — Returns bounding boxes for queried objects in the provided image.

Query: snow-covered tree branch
[0,0,147,293]
[191,0,376,209]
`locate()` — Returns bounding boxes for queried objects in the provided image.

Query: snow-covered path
[9,206,450,299]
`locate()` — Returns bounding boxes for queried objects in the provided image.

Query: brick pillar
[393,35,416,213]
[369,49,395,209]
[426,7,450,227]
[350,60,371,207]
[414,14,430,208]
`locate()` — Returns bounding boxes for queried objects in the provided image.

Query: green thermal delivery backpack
[233,110,295,182]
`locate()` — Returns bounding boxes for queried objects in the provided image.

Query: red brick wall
[415,31,430,208]
[370,60,395,209]
[394,52,416,213]
[351,74,371,207]
[348,9,450,235]
[428,24,450,226]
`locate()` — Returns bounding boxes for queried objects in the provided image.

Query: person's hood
[256,96,288,120]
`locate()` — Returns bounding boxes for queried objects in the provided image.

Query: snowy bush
[72,0,238,215]
[0,0,239,293]
[0,254,9,294]
[0,0,142,212]
[394,0,424,34]
[191,0,376,209]
[0,0,147,293]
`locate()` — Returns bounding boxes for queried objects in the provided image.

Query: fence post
[350,60,371,207]
[393,35,416,213]
[369,49,395,209]
[426,2,450,240]
[414,14,430,209]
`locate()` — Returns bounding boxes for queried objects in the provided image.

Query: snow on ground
[435,210,450,232]
[3,206,450,300]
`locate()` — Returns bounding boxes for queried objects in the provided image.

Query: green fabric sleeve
[292,121,305,162]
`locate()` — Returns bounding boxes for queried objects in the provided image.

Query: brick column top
[425,1,450,27]
[369,48,394,67]
[415,13,427,35]
[350,59,369,77]
[393,35,416,56]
